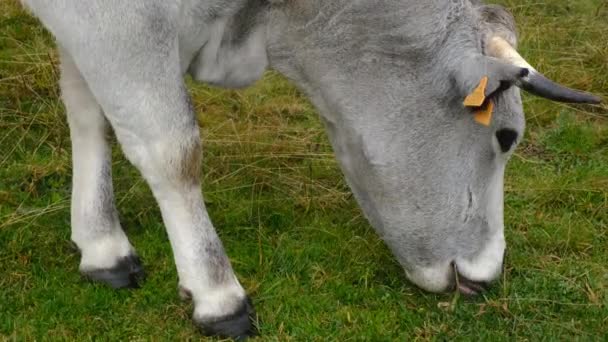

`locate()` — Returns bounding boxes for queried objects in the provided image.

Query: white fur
[455,230,505,282]
[405,262,453,293]
[455,151,506,282]
[192,276,248,320]
[60,47,136,270]
[154,183,247,318]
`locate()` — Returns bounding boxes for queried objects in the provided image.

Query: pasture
[1,0,607,339]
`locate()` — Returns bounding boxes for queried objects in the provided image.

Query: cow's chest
[178,12,268,89]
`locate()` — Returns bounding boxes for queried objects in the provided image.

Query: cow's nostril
[495,128,518,153]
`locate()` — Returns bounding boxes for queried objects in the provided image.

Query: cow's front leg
[59,48,143,288]
[99,84,255,339]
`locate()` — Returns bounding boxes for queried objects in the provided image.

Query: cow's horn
[486,36,601,104]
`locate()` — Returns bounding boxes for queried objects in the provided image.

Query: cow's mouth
[452,261,491,296]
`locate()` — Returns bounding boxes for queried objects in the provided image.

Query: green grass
[1,0,607,340]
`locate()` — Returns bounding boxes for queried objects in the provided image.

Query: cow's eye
[495,128,518,153]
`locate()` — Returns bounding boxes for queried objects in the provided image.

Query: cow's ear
[477,4,518,49]
[485,37,601,104]
[455,57,527,126]
[454,55,527,107]
[456,51,600,107]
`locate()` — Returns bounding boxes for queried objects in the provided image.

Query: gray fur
[20,0,573,337]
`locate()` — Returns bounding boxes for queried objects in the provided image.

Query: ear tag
[463,76,488,107]
[474,99,494,126]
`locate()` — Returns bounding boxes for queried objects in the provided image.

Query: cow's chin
[401,167,507,296]
[404,231,506,296]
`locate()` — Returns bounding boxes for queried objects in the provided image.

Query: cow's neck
[182,0,272,89]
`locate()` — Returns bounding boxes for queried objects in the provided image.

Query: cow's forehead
[281,0,476,23]
[276,0,504,58]
[279,0,517,41]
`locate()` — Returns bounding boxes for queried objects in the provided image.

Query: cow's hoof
[81,254,145,289]
[195,296,257,340]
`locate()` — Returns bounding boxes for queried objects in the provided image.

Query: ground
[0,0,607,340]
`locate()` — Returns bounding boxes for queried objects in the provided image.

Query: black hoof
[81,255,145,289]
[195,296,257,340]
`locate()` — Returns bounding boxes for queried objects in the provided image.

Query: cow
[19,0,600,339]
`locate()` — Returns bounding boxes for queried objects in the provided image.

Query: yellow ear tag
[463,76,488,107]
[474,99,494,126]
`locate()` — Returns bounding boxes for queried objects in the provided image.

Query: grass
[1,0,607,340]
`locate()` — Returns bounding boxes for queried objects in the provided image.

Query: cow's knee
[119,125,202,192]
[159,130,202,188]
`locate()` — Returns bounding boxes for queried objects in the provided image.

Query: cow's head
[263,0,600,294]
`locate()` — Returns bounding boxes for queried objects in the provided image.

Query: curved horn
[486,36,601,104]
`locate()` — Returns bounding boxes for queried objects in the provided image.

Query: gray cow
[20,0,600,339]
